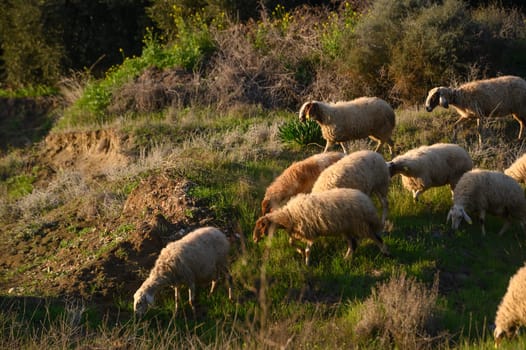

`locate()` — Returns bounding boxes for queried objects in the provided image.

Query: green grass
[4,105,526,349]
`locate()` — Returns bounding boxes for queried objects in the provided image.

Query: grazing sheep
[425,75,526,144]
[505,153,526,184]
[387,143,473,201]
[133,227,232,316]
[311,150,390,224]
[494,264,526,347]
[253,188,390,265]
[299,97,395,155]
[447,169,526,236]
[261,152,345,215]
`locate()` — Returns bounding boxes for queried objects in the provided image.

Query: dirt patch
[5,173,222,305]
[42,129,133,177]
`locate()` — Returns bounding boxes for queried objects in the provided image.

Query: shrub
[354,272,445,350]
[278,118,323,147]
[389,0,473,104]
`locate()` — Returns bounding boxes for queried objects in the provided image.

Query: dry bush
[354,272,446,350]
[206,7,329,110]
[109,66,203,114]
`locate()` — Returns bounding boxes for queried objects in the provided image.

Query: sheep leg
[175,288,179,314]
[476,118,483,145]
[512,113,524,139]
[344,238,357,259]
[340,141,351,154]
[324,141,334,152]
[379,195,388,224]
[188,284,196,313]
[209,280,217,295]
[479,211,486,236]
[372,233,390,256]
[225,270,233,301]
[304,242,313,265]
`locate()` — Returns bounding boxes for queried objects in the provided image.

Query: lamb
[446,169,526,236]
[261,151,345,215]
[311,150,390,224]
[504,153,526,184]
[387,143,473,201]
[299,97,395,155]
[133,226,233,316]
[494,264,526,347]
[425,75,526,144]
[253,188,390,265]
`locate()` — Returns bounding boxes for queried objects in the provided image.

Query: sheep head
[299,101,313,122]
[133,289,154,317]
[253,216,279,243]
[494,325,516,348]
[299,101,323,122]
[446,204,472,230]
[425,87,450,112]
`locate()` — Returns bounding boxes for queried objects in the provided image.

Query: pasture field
[1,105,526,349]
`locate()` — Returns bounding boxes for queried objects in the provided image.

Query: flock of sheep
[133,75,526,346]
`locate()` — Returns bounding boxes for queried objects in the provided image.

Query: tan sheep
[494,264,526,347]
[261,152,345,215]
[425,75,526,144]
[504,153,526,184]
[447,169,526,236]
[387,143,473,202]
[133,226,232,316]
[299,97,395,155]
[311,150,390,224]
[253,188,390,265]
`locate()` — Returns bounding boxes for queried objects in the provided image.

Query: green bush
[389,0,473,103]
[278,119,323,147]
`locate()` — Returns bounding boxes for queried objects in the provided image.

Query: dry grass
[354,272,446,350]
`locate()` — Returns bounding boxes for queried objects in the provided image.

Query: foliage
[0,0,63,88]
[278,118,324,147]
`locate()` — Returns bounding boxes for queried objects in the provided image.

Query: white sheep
[425,75,526,144]
[504,153,526,184]
[133,226,232,316]
[261,151,345,215]
[387,143,473,201]
[311,150,390,224]
[299,97,395,155]
[447,169,526,236]
[253,188,390,265]
[494,264,526,347]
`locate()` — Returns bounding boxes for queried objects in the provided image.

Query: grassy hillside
[2,1,526,348]
[1,101,526,349]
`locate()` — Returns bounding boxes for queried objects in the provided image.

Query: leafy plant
[278,118,323,147]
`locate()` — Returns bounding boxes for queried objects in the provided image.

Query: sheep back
[426,76,526,118]
[145,227,230,288]
[311,150,389,197]
[453,76,526,119]
[267,188,382,243]
[389,143,473,192]
[261,152,345,214]
[494,264,526,344]
[505,153,526,184]
[300,97,395,143]
[453,169,526,221]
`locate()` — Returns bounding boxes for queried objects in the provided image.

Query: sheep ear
[439,94,449,108]
[462,209,472,225]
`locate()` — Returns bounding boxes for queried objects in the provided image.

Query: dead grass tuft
[354,272,447,350]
